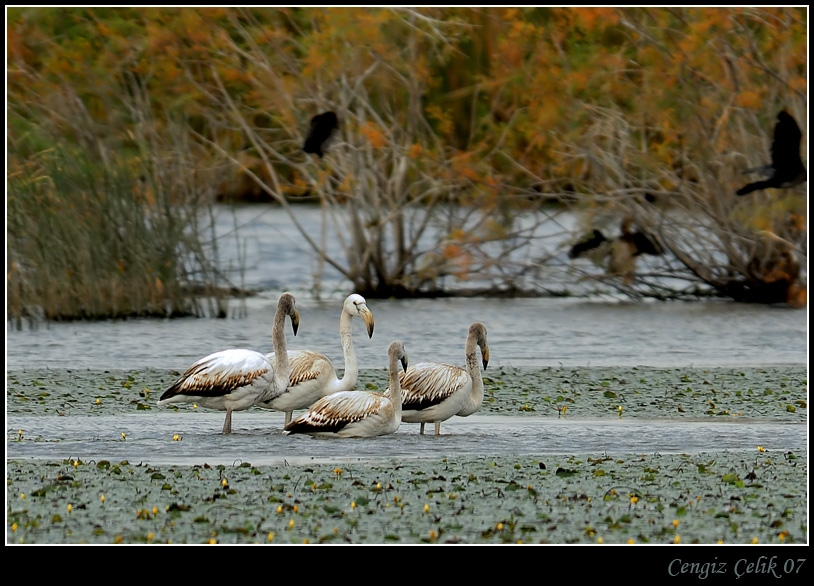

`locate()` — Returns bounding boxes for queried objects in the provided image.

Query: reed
[7,141,236,327]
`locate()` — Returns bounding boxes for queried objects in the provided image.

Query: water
[6,205,809,370]
[6,205,809,462]
[6,413,805,467]
[5,291,807,371]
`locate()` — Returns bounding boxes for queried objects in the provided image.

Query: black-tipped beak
[360,307,375,338]
[482,346,490,370]
[400,355,408,372]
[291,310,300,336]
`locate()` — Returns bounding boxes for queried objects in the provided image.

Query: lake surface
[5,204,809,371]
[5,205,808,464]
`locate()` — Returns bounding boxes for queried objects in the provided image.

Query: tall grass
[7,142,236,327]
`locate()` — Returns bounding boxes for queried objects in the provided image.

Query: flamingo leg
[223,409,233,434]
[419,422,425,435]
[434,421,441,435]
[285,411,293,426]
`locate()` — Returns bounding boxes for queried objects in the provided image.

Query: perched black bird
[736,110,807,196]
[303,111,339,158]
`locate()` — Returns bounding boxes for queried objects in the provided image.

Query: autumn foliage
[7,8,808,312]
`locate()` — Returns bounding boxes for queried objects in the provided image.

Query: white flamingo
[399,322,489,435]
[257,293,375,425]
[283,340,408,438]
[157,293,299,434]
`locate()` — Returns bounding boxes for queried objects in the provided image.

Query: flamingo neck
[334,309,358,392]
[387,352,402,420]
[459,332,484,416]
[270,306,291,399]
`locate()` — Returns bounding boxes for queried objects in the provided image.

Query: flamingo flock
[158,292,489,438]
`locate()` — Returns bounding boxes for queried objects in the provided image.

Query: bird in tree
[736,110,807,196]
[567,229,608,260]
[303,111,339,158]
[569,217,664,284]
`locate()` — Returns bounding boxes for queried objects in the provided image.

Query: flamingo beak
[291,309,300,336]
[360,306,375,338]
[481,345,490,370]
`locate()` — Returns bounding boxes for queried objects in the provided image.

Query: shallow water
[5,205,809,472]
[7,411,806,467]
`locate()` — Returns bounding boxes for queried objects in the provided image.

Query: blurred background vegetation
[7,7,808,321]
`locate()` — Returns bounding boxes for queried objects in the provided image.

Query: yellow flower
[751,537,759,544]
[173,434,180,441]
[67,504,73,513]
[597,537,604,544]
[757,445,765,452]
[628,538,635,544]
[429,530,436,540]
[424,504,430,513]
[100,495,105,503]
[147,532,154,541]
[333,467,342,476]
[496,522,504,531]
[718,539,724,544]
[267,532,275,542]
[276,505,283,514]
[674,535,681,544]
[293,505,298,513]
[121,432,126,440]
[12,523,18,532]
[20,494,25,500]
[288,519,295,529]
[221,478,227,487]
[302,538,309,544]
[672,519,679,528]
[376,482,381,490]
[17,429,23,437]
[95,398,101,405]
[630,496,638,504]
[193,403,198,409]
[152,506,159,515]
[73,460,78,468]
[351,501,356,509]
[207,538,217,544]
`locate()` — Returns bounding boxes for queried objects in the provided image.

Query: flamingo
[399,322,489,435]
[283,340,408,438]
[258,293,375,426]
[157,293,299,434]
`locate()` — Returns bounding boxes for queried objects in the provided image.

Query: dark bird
[303,111,339,158]
[569,218,664,284]
[736,110,807,196]
[568,229,608,259]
